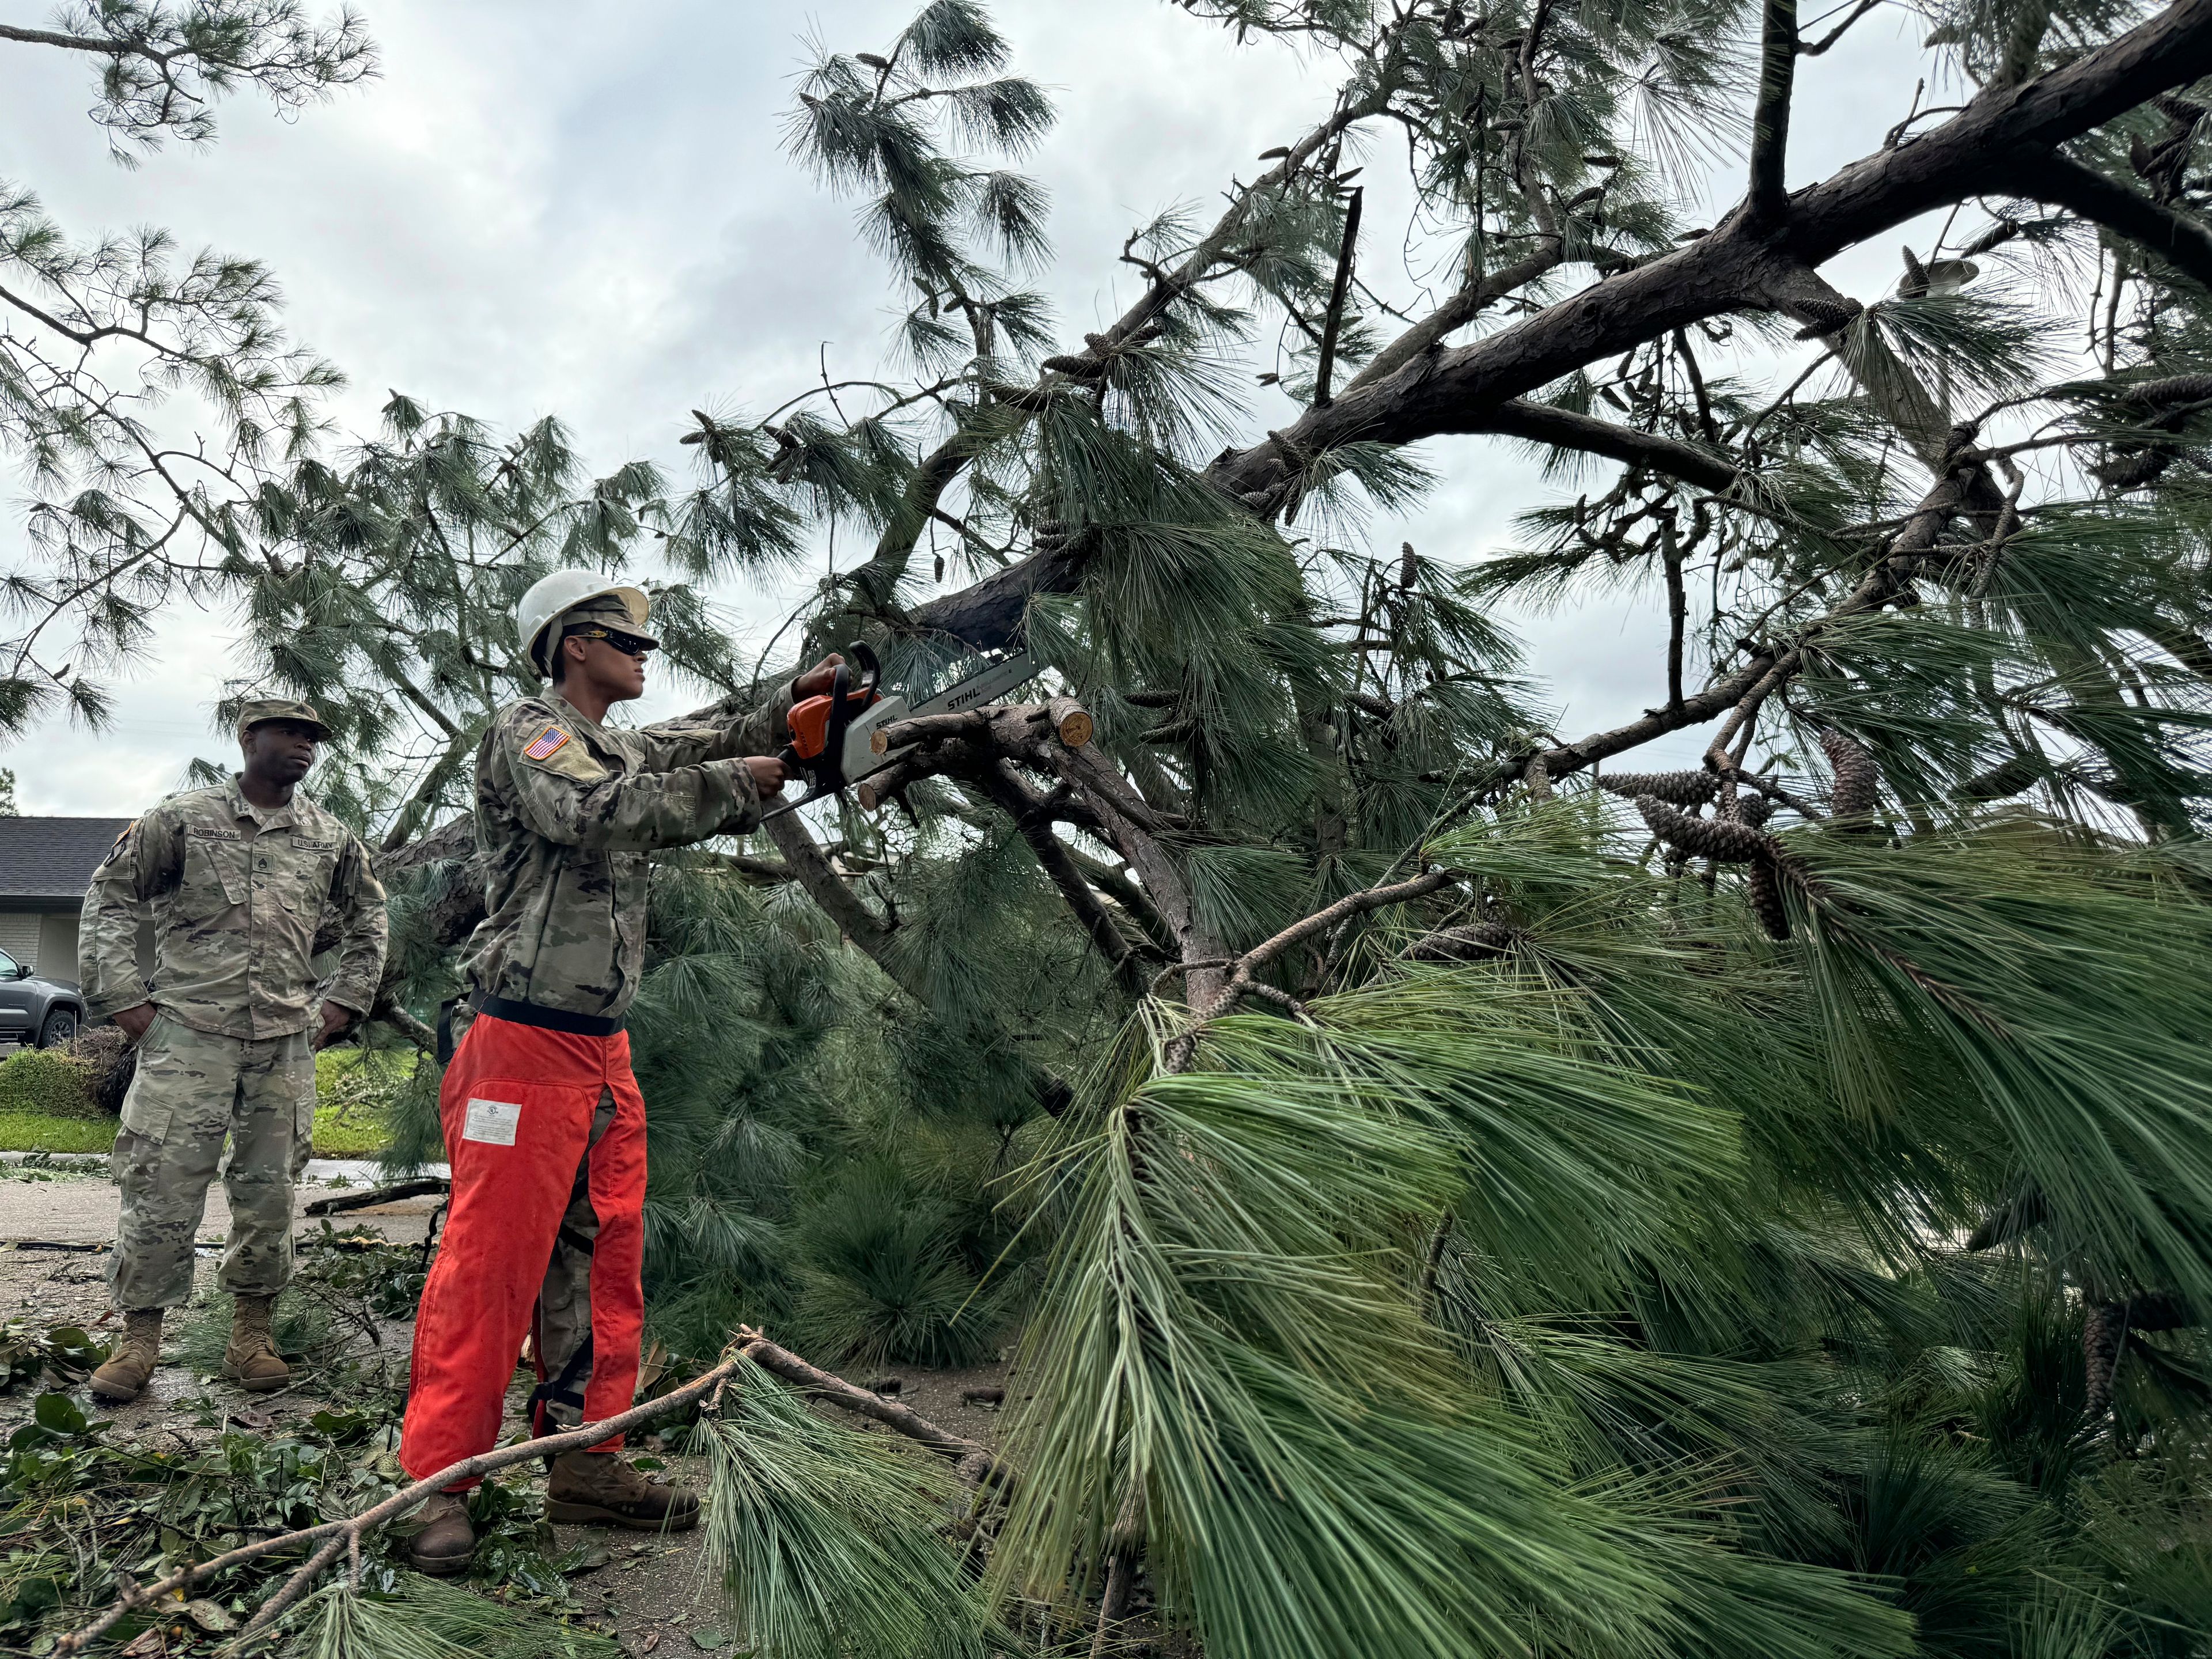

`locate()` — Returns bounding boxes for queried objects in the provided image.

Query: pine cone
[1747,859,1791,941]
[1792,296,1862,339]
[1897,244,1930,299]
[2092,449,2173,491]
[1729,792,1774,829]
[1601,770,1717,808]
[1635,797,1772,864]
[1820,729,1880,817]
[2083,1302,2127,1420]
[1403,922,1517,962]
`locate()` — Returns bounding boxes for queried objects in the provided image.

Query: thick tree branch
[975,758,1152,982]
[2014,151,2212,288]
[760,804,1074,1118]
[762,809,896,958]
[906,0,2212,649]
[1312,187,1364,407]
[1664,524,1689,711]
[0,22,151,57]
[1480,400,1740,491]
[1343,244,1569,393]
[1749,0,1800,220]
[1066,843,1179,957]
[372,997,435,1052]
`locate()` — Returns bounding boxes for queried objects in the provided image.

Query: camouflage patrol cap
[560,592,660,646]
[235,696,331,743]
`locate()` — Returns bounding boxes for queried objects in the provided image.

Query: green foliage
[789,1157,1006,1369]
[43,2,376,160]
[1777,820,2212,1307]
[312,1045,414,1154]
[618,856,1055,1372]
[695,1361,1009,1659]
[0,1322,107,1395]
[289,1573,620,1659]
[0,1237,607,1654]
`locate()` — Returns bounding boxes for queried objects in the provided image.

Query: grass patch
[0,1110,113,1154]
[0,1040,415,1154]
[310,1100,390,1157]
[0,1103,395,1156]
[315,1046,416,1157]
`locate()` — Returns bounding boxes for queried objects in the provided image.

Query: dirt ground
[0,1160,1015,1654]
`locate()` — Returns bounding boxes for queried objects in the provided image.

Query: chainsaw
[760,642,1044,820]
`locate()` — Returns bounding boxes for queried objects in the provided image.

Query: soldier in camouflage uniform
[79,698,389,1404]
[398,573,840,1573]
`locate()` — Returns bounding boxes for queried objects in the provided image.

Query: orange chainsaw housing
[785,680,881,762]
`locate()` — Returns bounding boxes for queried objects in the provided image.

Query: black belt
[467,990,624,1039]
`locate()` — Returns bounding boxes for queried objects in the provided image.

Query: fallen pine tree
[6,0,2212,1654]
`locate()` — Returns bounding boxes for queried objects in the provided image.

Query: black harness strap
[469,990,623,1037]
[435,997,460,1066]
[528,1331,595,1431]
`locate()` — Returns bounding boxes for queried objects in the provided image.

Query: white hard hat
[515,570,653,677]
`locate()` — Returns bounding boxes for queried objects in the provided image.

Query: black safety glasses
[567,626,658,658]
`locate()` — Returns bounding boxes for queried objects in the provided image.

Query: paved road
[0,1160,442,1247]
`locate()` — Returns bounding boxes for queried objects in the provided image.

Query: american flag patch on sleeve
[522,724,571,762]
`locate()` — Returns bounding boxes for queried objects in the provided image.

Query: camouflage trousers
[109,1013,315,1311]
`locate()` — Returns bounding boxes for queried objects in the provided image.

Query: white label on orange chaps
[461,1097,522,1146]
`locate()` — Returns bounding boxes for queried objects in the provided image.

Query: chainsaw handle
[846,641,880,699]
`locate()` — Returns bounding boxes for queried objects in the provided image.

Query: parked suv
[0,949,85,1047]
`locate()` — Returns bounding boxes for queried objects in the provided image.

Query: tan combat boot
[408,1491,476,1576]
[89,1309,164,1403]
[546,1449,700,1531]
[223,1294,290,1392]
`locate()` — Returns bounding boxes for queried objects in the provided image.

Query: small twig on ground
[302,1178,449,1217]
[733,1326,1002,1485]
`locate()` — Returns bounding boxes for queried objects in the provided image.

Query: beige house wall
[0,911,37,967]
[39,912,80,981]
[0,907,128,986]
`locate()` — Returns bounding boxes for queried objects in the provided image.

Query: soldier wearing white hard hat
[395,571,840,1573]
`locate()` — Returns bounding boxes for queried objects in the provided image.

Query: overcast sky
[0,0,1940,815]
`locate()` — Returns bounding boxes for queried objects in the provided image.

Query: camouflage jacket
[79,777,389,1039]
[459,685,793,1021]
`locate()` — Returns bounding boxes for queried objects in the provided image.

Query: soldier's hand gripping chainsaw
[762,642,1044,820]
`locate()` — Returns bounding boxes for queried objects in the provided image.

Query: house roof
[0,815,135,904]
